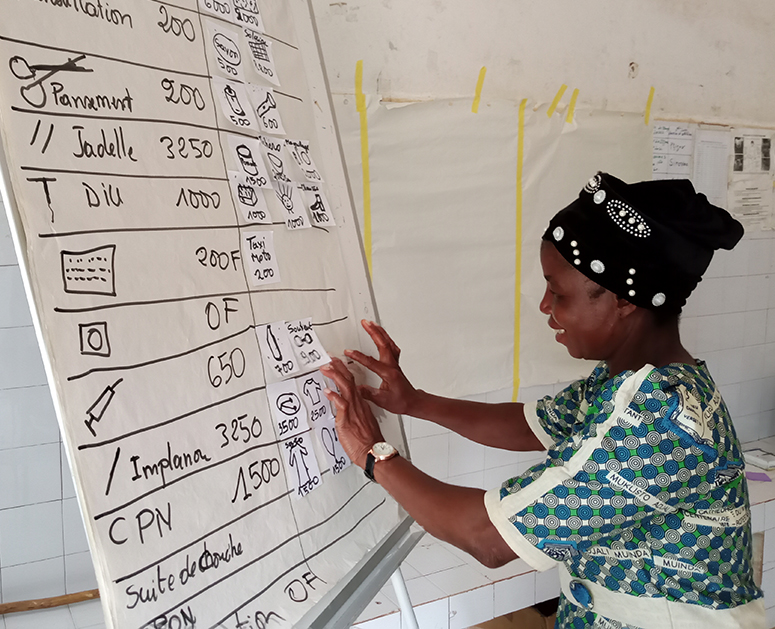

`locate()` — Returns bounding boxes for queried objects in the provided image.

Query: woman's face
[539,241,623,361]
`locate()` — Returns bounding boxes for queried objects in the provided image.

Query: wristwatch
[364,441,399,482]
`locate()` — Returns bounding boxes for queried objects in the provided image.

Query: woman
[320,173,764,629]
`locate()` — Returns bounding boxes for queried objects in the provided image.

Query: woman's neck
[607,316,694,376]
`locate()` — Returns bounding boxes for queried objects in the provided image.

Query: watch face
[372,442,396,457]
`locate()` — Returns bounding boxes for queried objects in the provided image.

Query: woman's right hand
[344,320,419,415]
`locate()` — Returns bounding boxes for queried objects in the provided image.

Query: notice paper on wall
[728,128,775,230]
[0,0,405,627]
[692,127,731,210]
[652,123,694,180]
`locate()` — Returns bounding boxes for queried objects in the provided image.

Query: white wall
[0,0,774,614]
[312,0,775,126]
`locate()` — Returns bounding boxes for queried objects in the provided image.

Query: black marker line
[9,105,290,141]
[20,165,228,181]
[38,221,289,239]
[41,122,54,153]
[67,324,256,381]
[116,488,293,584]
[207,499,386,629]
[104,446,121,496]
[136,495,384,629]
[92,428,312,521]
[187,10,298,51]
[149,0,199,15]
[78,385,265,451]
[30,119,41,145]
[54,287,338,314]
[67,314,347,381]
[0,35,210,79]
[115,480,371,584]
[274,89,303,103]
[38,223,276,239]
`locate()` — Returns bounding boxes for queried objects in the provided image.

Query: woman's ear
[615,297,639,318]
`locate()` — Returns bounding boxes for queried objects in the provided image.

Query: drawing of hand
[321,358,383,469]
[342,320,418,416]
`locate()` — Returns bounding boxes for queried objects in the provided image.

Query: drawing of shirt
[485,361,764,629]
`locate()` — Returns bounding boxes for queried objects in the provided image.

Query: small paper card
[249,86,286,136]
[244,27,280,85]
[241,231,280,286]
[267,378,310,440]
[316,418,351,475]
[213,78,259,131]
[229,171,272,224]
[280,433,322,499]
[226,135,272,189]
[285,318,330,370]
[273,181,310,230]
[256,320,300,382]
[298,184,335,227]
[285,139,323,182]
[206,20,245,81]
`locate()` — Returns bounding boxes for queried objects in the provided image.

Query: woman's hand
[321,357,384,469]
[344,320,419,415]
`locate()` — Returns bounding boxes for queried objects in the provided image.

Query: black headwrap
[542,173,744,313]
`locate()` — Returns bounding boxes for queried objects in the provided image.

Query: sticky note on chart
[199,0,236,22]
[226,135,272,189]
[241,231,280,286]
[298,370,333,423]
[259,135,297,183]
[273,182,310,230]
[285,318,330,370]
[244,27,280,85]
[281,433,322,499]
[205,20,245,81]
[285,139,323,182]
[233,0,265,30]
[228,171,272,224]
[267,378,311,440]
[299,184,335,227]
[256,320,301,383]
[213,78,259,131]
[316,418,351,475]
[249,86,286,136]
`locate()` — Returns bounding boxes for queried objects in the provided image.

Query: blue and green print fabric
[485,361,763,629]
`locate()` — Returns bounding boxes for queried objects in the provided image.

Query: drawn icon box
[61,244,116,296]
[79,321,111,357]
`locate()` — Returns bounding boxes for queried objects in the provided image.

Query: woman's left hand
[321,357,384,469]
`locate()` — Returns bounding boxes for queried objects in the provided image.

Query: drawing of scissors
[9,53,92,108]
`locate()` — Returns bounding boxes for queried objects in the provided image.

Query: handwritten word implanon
[35,0,133,28]
[130,442,212,487]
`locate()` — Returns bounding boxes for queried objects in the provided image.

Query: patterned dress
[485,361,765,629]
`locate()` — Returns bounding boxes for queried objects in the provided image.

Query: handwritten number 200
[207,348,245,388]
[161,78,206,111]
[160,136,213,160]
[158,6,196,42]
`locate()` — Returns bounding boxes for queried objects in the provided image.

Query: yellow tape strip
[513,98,527,402]
[546,84,567,118]
[472,66,487,113]
[565,88,579,123]
[644,86,655,125]
[355,60,372,276]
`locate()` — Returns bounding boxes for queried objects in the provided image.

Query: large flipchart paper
[0,0,405,627]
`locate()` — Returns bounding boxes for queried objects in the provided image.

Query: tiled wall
[404,232,775,487]
[0,203,98,605]
[399,231,775,619]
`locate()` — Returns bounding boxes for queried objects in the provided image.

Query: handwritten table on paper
[0,1,401,627]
